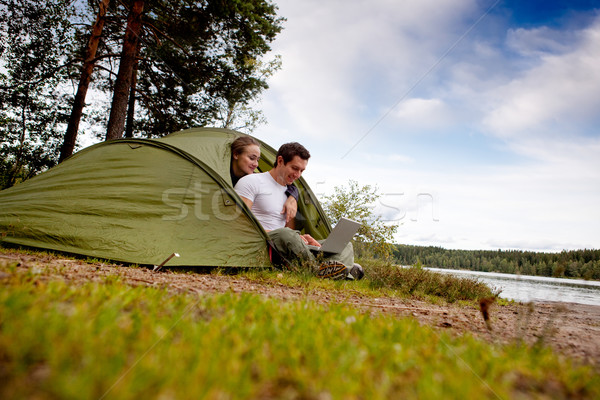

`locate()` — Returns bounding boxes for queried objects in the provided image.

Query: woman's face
[233,144,261,176]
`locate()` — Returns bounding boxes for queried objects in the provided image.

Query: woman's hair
[231,136,260,158]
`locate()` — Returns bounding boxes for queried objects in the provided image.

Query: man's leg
[269,229,354,266]
[268,227,315,266]
[268,228,355,279]
[323,242,354,268]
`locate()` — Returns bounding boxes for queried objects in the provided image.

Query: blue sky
[254,0,600,251]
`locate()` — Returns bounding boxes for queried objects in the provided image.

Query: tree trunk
[105,0,144,141]
[6,90,30,188]
[59,0,110,162]
[124,43,140,138]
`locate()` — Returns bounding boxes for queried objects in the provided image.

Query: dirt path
[2,252,599,367]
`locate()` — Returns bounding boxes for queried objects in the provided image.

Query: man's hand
[300,234,320,247]
[281,196,298,223]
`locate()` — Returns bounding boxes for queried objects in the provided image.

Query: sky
[251,0,600,252]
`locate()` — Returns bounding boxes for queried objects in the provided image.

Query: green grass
[1,246,493,304]
[1,259,599,399]
[240,257,495,304]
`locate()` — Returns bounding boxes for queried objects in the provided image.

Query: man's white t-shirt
[234,172,287,231]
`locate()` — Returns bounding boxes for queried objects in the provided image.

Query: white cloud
[392,98,457,130]
[388,154,415,164]
[262,0,481,144]
[303,148,600,252]
[483,18,600,139]
[258,1,600,251]
[506,26,574,56]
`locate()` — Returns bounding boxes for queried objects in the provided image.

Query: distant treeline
[393,245,600,280]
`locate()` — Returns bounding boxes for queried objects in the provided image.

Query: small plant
[362,258,494,302]
[320,180,398,259]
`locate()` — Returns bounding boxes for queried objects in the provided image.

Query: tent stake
[153,252,180,272]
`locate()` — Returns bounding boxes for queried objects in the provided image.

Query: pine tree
[0,0,78,187]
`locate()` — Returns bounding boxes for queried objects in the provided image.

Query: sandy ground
[2,252,599,367]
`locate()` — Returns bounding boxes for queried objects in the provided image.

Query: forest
[393,244,600,280]
[1,0,284,188]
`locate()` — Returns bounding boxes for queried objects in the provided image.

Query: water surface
[426,267,600,306]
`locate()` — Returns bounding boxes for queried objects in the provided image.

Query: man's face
[276,155,308,185]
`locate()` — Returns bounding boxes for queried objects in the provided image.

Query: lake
[425,267,600,306]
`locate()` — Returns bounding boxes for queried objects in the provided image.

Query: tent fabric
[0,128,332,267]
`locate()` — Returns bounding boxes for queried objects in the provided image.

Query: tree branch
[142,20,191,57]
[0,58,79,90]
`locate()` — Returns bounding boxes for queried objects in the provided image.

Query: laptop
[307,217,361,253]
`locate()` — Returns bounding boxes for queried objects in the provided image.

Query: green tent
[0,128,332,267]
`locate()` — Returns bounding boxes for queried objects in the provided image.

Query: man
[234,142,363,280]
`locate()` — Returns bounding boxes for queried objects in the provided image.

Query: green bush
[363,258,495,302]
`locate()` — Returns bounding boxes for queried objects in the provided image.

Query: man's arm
[282,196,297,224]
[241,196,279,233]
[281,184,299,223]
[235,176,258,223]
[240,196,253,210]
[285,184,299,200]
[235,174,257,208]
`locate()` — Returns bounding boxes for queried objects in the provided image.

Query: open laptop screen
[307,217,361,253]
